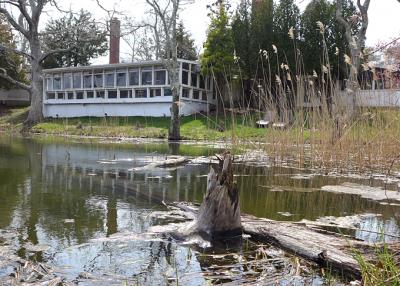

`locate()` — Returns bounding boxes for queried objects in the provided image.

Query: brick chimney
[109,18,120,64]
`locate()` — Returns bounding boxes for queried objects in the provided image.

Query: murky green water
[1,137,399,285]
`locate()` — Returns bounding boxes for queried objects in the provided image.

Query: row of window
[45,68,212,91]
[46,69,168,91]
[45,88,210,101]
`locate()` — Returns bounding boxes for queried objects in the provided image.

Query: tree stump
[195,152,242,239]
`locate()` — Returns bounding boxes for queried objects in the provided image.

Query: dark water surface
[1,137,400,285]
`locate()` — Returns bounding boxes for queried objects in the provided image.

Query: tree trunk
[195,153,242,239]
[169,84,180,140]
[168,31,180,141]
[25,38,43,127]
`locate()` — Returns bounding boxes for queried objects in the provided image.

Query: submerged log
[241,215,363,278]
[133,156,189,170]
[175,202,365,278]
[195,153,242,238]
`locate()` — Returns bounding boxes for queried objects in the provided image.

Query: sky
[42,0,400,64]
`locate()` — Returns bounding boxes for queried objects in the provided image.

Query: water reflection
[0,137,400,284]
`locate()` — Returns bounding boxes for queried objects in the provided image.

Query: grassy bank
[31,113,272,141]
[0,106,29,133]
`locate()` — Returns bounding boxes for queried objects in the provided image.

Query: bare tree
[336,0,370,109]
[122,15,163,62]
[0,0,71,126]
[145,0,193,140]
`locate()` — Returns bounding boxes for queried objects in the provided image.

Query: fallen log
[241,215,363,278]
[132,156,189,171]
[174,201,366,278]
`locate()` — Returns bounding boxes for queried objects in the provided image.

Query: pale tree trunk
[336,0,370,112]
[169,63,181,140]
[168,23,180,141]
[145,0,183,141]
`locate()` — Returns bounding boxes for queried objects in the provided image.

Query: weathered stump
[195,153,242,239]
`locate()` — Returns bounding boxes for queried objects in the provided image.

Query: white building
[42,59,216,118]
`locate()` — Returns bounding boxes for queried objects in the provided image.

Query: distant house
[359,65,400,91]
[42,59,216,118]
[42,18,216,118]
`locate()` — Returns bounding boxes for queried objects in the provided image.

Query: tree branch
[335,0,353,46]
[39,47,78,63]
[0,68,31,90]
[0,6,30,38]
[18,0,34,29]
[0,44,34,59]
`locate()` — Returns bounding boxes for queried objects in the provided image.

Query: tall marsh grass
[211,22,400,176]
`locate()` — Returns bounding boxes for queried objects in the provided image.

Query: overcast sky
[45,0,400,64]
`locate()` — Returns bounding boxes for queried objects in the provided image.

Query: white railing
[0,89,30,102]
[339,89,400,108]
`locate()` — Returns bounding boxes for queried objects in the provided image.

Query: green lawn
[0,106,29,132]
[31,114,270,141]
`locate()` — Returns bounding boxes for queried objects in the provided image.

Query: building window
[200,75,205,89]
[182,62,190,70]
[83,73,92,88]
[47,93,55,100]
[193,90,200,100]
[76,91,84,99]
[182,70,189,85]
[202,92,207,101]
[182,88,190,98]
[141,69,152,85]
[155,70,166,85]
[150,88,161,97]
[86,91,94,98]
[191,72,198,87]
[73,73,82,89]
[53,74,61,90]
[96,90,105,98]
[63,73,72,89]
[107,90,117,99]
[116,70,127,86]
[129,69,139,85]
[105,72,115,87]
[57,92,64,100]
[94,74,103,88]
[135,89,147,98]
[46,77,52,91]
[119,90,132,98]
[164,88,172,97]
[67,92,74,99]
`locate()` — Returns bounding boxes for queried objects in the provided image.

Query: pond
[0,137,399,285]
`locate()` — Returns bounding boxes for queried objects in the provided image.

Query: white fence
[338,89,400,108]
[0,89,30,105]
